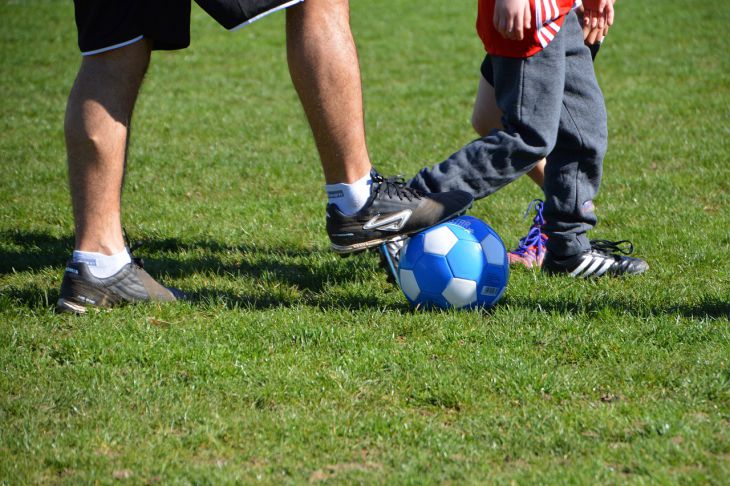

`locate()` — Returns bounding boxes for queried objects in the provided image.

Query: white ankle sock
[72,249,132,279]
[325,173,372,216]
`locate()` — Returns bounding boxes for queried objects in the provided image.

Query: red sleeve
[477,0,573,59]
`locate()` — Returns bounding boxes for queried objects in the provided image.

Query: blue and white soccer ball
[397,216,509,309]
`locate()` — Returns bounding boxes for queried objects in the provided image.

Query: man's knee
[64,101,127,155]
[76,39,152,94]
[65,42,151,148]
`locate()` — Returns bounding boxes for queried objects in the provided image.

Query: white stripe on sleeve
[550,0,560,21]
[540,26,555,42]
[542,0,552,22]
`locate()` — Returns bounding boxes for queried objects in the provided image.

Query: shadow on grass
[1,230,728,319]
[0,230,396,312]
[0,231,75,275]
[508,293,730,321]
[0,280,393,313]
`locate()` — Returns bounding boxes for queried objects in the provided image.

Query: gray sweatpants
[409,11,607,258]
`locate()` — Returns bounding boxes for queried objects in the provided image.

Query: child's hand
[493,0,532,41]
[583,17,610,45]
[581,0,614,42]
[581,0,616,45]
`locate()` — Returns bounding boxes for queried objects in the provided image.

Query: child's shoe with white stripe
[542,239,648,278]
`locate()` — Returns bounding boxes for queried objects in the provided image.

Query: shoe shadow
[0,230,401,312]
[0,230,75,274]
[2,230,727,320]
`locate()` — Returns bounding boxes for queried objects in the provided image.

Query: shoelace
[590,239,634,256]
[511,199,547,257]
[523,198,546,226]
[511,226,547,257]
[372,173,423,202]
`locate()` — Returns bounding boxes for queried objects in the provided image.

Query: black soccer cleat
[56,257,184,314]
[327,170,473,254]
[542,239,649,278]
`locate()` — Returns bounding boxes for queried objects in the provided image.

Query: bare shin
[64,40,151,254]
[286,0,371,184]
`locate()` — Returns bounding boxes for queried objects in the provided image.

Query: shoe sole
[55,298,90,314]
[331,235,405,254]
[509,260,536,269]
[330,205,472,255]
[508,255,545,269]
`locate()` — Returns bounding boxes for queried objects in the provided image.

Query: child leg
[542,12,607,258]
[472,62,546,189]
[409,10,601,259]
[408,30,572,201]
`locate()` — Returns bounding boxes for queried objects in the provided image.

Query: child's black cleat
[542,239,649,278]
[327,170,473,254]
[56,258,184,314]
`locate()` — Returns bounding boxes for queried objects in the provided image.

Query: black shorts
[480,41,601,86]
[74,0,302,56]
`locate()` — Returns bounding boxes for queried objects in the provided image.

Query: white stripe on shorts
[229,0,305,32]
[81,35,145,57]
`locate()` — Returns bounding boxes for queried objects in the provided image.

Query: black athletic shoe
[56,257,184,314]
[327,170,473,253]
[542,239,649,278]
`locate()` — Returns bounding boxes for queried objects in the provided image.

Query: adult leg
[285,0,370,184]
[59,38,183,313]
[65,39,152,255]
[285,0,472,254]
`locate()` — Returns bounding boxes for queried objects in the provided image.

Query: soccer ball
[397,216,509,309]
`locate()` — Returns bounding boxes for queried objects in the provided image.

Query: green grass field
[1,0,729,483]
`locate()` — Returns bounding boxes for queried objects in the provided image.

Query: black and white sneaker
[542,239,649,278]
[327,170,473,254]
[56,257,184,314]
